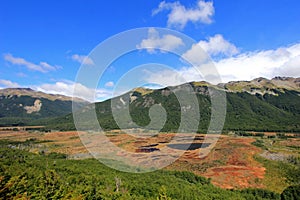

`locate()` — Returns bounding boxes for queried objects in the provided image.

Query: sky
[1,0,300,101]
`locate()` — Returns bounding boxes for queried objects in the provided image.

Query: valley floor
[0,130,299,193]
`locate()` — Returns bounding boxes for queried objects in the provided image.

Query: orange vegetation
[0,131,266,190]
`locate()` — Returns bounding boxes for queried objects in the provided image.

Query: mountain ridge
[1,76,299,132]
[44,76,300,132]
[0,87,87,102]
[1,76,299,102]
[128,77,300,103]
[222,76,300,94]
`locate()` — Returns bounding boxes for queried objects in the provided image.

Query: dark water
[141,144,158,147]
[167,143,211,150]
[136,147,159,153]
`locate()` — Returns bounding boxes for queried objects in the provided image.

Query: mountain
[46,77,300,132]
[0,88,88,126]
[222,77,300,94]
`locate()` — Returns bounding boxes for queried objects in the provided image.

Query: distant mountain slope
[0,88,88,126]
[46,77,300,132]
[222,77,300,94]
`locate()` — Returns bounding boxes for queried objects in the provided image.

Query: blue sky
[1,0,300,101]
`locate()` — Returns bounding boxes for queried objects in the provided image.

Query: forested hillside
[45,80,300,132]
[0,88,87,126]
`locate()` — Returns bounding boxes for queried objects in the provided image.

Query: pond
[136,147,160,153]
[167,143,211,150]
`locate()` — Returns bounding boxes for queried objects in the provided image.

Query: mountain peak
[190,81,211,87]
[132,87,154,95]
[252,77,269,83]
[272,76,294,81]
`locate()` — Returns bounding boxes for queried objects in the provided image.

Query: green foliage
[239,188,280,200]
[224,92,300,132]
[252,140,267,150]
[281,185,300,200]
[157,186,171,200]
[254,155,297,193]
[286,160,300,185]
[170,170,210,185]
[0,147,280,199]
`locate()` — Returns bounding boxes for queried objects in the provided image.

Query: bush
[281,185,300,200]
[240,188,280,200]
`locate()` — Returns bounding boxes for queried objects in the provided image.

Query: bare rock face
[24,99,42,114]
[271,76,300,91]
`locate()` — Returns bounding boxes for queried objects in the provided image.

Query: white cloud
[4,53,59,73]
[153,0,214,29]
[142,67,203,86]
[142,41,300,85]
[276,55,300,77]
[214,43,300,82]
[137,28,184,53]
[0,79,20,88]
[197,34,239,56]
[71,54,94,65]
[182,34,238,66]
[182,44,210,66]
[35,81,112,102]
[105,81,114,87]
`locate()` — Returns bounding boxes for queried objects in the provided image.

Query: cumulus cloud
[71,54,94,65]
[137,28,184,53]
[35,81,112,102]
[3,54,59,73]
[142,67,203,86]
[182,34,238,66]
[0,79,20,88]
[142,41,300,85]
[197,34,239,57]
[153,0,214,29]
[214,43,300,82]
[105,81,114,87]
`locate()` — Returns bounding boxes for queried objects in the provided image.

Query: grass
[251,137,300,193]
[254,155,292,193]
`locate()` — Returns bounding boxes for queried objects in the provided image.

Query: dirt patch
[201,137,265,189]
[279,138,300,147]
[205,165,265,189]
[167,136,266,189]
